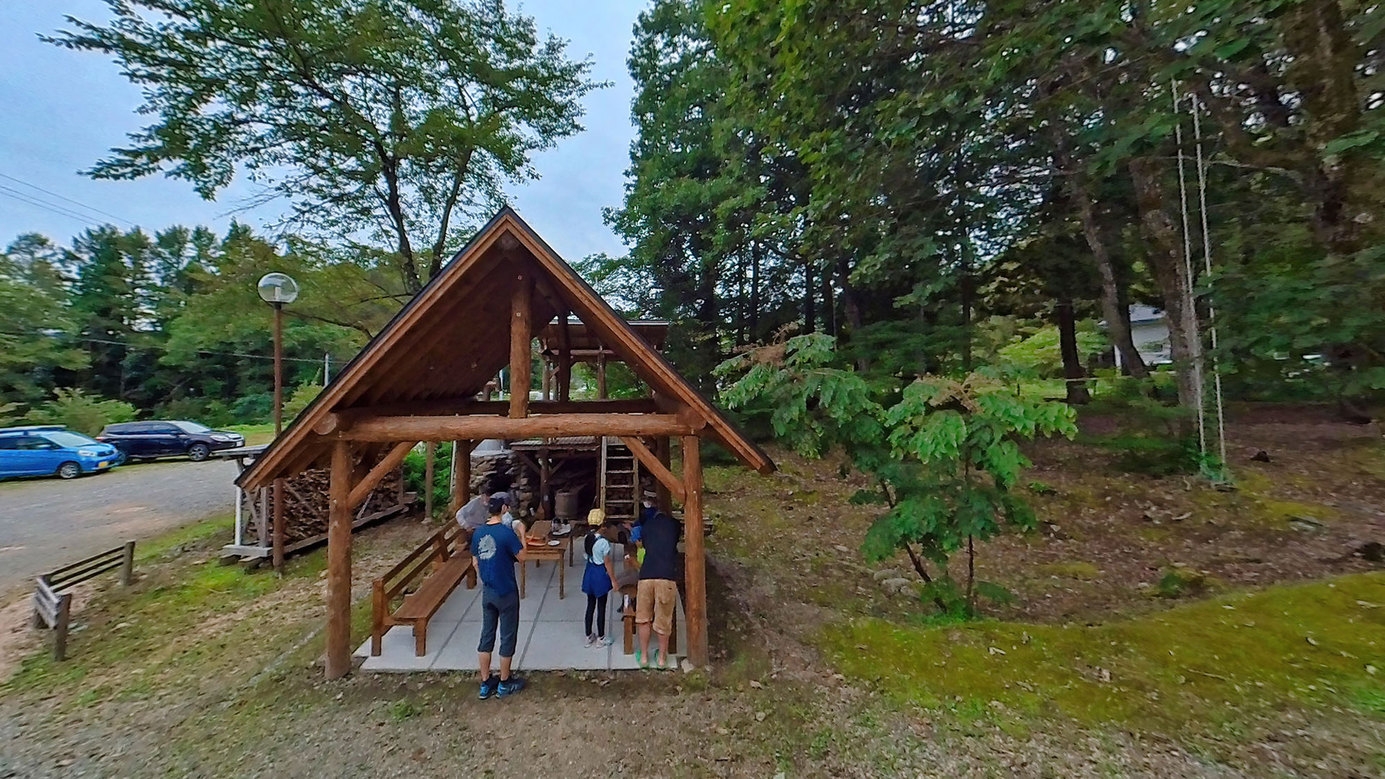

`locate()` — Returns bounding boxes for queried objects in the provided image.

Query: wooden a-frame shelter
[238,207,774,679]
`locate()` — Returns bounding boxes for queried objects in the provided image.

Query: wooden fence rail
[32,541,135,660]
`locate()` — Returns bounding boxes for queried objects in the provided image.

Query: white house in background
[1107,304,1172,369]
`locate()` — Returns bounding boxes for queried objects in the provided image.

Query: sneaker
[497,676,527,698]
[585,633,597,647]
[600,635,614,647]
[478,675,499,700]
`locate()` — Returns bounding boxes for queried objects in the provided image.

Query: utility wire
[0,328,342,365]
[0,173,135,226]
[0,185,98,226]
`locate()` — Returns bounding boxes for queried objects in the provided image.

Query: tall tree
[49,0,602,294]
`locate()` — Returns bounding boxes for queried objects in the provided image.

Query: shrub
[230,392,273,424]
[25,388,136,436]
[283,383,323,422]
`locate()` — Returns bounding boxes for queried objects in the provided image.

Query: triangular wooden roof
[239,207,773,490]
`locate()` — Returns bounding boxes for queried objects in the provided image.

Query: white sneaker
[584,633,596,647]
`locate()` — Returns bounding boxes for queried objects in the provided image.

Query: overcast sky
[0,0,644,263]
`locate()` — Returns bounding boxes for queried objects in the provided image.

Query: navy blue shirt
[471,522,523,596]
[639,511,681,582]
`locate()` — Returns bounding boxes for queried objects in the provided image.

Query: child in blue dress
[581,517,620,646]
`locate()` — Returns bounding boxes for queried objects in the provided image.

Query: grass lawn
[224,422,276,445]
[2,407,1382,776]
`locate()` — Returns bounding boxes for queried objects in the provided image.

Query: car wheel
[57,461,82,480]
[188,443,211,462]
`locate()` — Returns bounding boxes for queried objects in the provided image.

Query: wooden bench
[371,522,476,657]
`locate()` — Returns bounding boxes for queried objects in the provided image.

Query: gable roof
[239,207,773,491]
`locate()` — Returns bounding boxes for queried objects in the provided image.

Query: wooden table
[519,535,570,600]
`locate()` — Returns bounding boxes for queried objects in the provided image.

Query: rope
[1192,93,1229,472]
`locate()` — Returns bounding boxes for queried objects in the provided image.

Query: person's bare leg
[638,622,653,663]
[657,631,671,667]
[499,654,513,681]
[478,651,492,681]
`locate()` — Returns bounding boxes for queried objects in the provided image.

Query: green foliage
[25,388,136,436]
[230,393,273,425]
[720,335,1076,616]
[998,324,1106,379]
[49,0,601,294]
[403,443,452,518]
[283,384,323,423]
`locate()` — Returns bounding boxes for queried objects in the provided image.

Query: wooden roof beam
[316,398,662,434]
[334,412,696,443]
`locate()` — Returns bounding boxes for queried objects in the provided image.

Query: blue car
[0,426,124,481]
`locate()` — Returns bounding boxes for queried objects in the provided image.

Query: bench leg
[520,561,526,599]
[414,620,428,657]
[558,558,565,599]
[623,613,634,655]
[371,583,386,656]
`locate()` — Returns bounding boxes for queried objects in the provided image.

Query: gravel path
[0,459,239,593]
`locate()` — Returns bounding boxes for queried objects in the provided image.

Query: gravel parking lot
[0,459,239,594]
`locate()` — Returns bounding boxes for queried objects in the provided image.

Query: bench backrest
[377,522,470,602]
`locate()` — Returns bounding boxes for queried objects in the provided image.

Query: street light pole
[273,301,284,437]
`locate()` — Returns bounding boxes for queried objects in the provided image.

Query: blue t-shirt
[471,522,523,596]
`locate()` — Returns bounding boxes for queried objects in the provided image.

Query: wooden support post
[596,347,608,399]
[325,440,354,680]
[510,274,533,418]
[257,486,269,548]
[120,540,135,586]
[272,477,286,572]
[539,455,551,522]
[558,313,572,402]
[656,437,673,513]
[423,442,436,520]
[455,440,473,514]
[53,593,72,662]
[349,440,416,508]
[681,435,707,667]
[542,357,552,401]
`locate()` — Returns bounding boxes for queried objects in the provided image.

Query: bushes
[24,388,136,436]
[402,443,452,518]
[230,392,273,424]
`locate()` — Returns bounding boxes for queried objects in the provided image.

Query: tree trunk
[1128,156,1201,414]
[803,260,815,333]
[749,242,762,342]
[821,264,837,337]
[1056,298,1091,404]
[1068,174,1149,379]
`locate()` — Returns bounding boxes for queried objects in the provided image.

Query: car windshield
[45,431,98,448]
[174,421,212,434]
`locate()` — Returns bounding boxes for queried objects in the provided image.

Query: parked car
[0,426,124,480]
[97,420,245,462]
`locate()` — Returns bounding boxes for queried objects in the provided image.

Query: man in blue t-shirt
[471,494,527,699]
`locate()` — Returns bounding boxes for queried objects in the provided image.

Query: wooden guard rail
[33,541,135,660]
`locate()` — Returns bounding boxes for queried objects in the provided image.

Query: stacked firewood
[247,468,408,546]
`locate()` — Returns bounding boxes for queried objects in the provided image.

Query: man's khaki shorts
[635,578,677,636]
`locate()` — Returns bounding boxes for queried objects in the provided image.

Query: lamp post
[256,272,299,436]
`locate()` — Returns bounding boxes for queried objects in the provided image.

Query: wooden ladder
[599,436,639,523]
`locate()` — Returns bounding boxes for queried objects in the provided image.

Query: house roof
[238,207,773,491]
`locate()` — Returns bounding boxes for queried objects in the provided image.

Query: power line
[0,173,135,226]
[0,328,342,365]
[0,186,98,226]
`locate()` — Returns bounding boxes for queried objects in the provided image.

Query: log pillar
[557,312,572,402]
[423,441,436,520]
[656,437,673,514]
[449,440,472,516]
[681,434,707,667]
[325,440,354,680]
[272,477,285,572]
[510,274,532,418]
[596,347,608,399]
